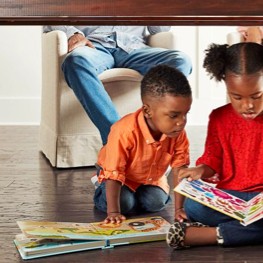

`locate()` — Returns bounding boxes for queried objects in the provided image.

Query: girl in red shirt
[167,42,263,248]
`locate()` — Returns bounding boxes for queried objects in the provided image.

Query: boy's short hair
[141,65,192,99]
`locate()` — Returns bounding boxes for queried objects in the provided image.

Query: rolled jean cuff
[216,227,224,245]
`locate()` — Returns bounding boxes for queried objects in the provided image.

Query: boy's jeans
[62,42,192,144]
[184,189,263,246]
[94,181,170,214]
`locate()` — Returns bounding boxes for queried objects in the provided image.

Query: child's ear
[142,104,152,118]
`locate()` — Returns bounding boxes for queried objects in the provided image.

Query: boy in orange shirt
[92,65,192,224]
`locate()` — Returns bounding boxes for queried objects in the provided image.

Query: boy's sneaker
[91,174,100,189]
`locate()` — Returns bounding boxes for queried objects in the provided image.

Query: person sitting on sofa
[43,26,192,145]
[237,26,263,44]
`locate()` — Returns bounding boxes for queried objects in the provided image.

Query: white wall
[0,26,236,125]
[171,26,236,125]
[0,26,42,125]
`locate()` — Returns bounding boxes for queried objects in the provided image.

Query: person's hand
[237,26,262,44]
[237,26,250,38]
[246,27,262,44]
[178,166,203,182]
[174,207,187,222]
[104,212,126,224]
[68,33,95,52]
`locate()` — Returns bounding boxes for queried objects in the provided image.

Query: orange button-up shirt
[97,108,190,194]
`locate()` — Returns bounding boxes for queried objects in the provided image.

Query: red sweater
[197,104,263,192]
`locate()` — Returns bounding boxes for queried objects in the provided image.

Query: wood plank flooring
[1,125,263,263]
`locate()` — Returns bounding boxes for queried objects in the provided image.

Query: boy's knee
[120,196,136,214]
[120,202,135,214]
[119,187,136,214]
[140,197,166,212]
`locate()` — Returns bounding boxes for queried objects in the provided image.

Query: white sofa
[39,31,177,168]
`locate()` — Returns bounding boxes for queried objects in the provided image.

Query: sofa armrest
[147,32,177,50]
[43,30,68,56]
[41,30,68,133]
[227,32,245,45]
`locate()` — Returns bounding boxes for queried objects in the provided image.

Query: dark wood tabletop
[1,0,263,25]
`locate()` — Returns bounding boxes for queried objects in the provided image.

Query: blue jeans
[94,181,170,214]
[184,190,263,246]
[62,42,192,144]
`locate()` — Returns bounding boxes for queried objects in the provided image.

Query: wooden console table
[0,0,263,25]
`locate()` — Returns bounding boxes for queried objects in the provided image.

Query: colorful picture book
[174,179,263,226]
[14,216,171,259]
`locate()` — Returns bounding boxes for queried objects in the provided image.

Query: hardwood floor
[1,125,263,263]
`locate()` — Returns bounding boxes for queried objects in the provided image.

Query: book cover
[174,179,263,226]
[14,234,106,260]
[15,216,170,259]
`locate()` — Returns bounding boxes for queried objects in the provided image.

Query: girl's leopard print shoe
[166,221,207,249]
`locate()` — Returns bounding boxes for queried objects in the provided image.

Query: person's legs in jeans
[62,43,120,145]
[136,185,170,212]
[113,46,192,77]
[93,183,169,214]
[184,198,233,226]
[183,190,263,246]
[218,219,263,246]
[184,190,262,226]
[93,182,137,214]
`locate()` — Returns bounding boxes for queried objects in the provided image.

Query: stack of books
[14,216,171,259]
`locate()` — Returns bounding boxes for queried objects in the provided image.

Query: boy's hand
[104,212,126,224]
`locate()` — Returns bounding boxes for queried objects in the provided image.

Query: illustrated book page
[174,179,263,226]
[15,216,171,259]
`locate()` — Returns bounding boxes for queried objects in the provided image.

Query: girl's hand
[174,207,187,222]
[178,166,203,182]
[104,212,126,224]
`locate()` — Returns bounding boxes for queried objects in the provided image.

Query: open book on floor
[174,179,263,226]
[14,216,171,260]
